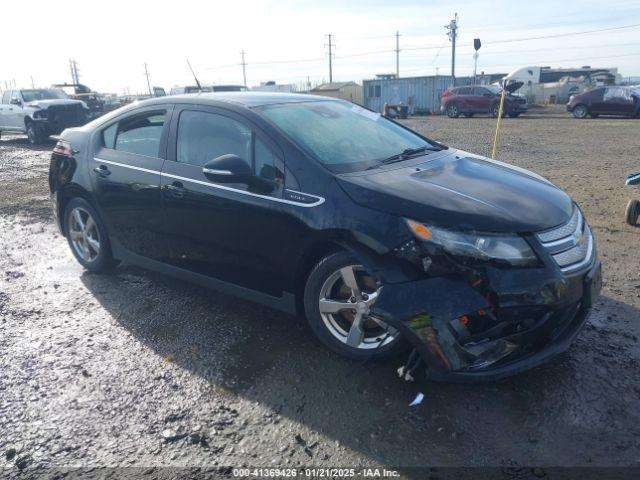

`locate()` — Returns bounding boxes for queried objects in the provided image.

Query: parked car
[53,83,105,119]
[440,83,527,118]
[567,86,640,119]
[0,88,89,144]
[49,92,601,382]
[169,85,248,95]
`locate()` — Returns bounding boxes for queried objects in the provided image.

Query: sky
[3,0,640,94]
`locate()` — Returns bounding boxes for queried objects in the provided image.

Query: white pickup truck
[0,88,89,144]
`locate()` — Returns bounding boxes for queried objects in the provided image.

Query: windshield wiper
[381,145,440,164]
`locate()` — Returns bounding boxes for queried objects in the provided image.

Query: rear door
[471,87,492,112]
[91,105,173,260]
[455,87,472,112]
[160,105,292,295]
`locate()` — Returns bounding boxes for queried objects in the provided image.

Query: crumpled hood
[336,149,574,233]
[27,99,85,109]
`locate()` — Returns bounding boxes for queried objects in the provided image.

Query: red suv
[440,84,527,118]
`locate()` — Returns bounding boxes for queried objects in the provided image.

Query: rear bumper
[372,259,601,382]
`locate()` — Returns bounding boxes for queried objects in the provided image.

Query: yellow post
[491,86,507,159]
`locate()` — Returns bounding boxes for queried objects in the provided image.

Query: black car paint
[49,92,601,381]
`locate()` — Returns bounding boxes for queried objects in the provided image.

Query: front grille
[536,207,594,274]
[49,105,85,126]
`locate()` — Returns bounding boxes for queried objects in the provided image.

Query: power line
[472,22,640,45]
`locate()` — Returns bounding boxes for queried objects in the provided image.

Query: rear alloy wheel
[572,105,589,119]
[304,251,405,360]
[446,103,460,118]
[626,199,640,226]
[64,198,118,272]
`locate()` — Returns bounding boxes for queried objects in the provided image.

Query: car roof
[136,91,337,109]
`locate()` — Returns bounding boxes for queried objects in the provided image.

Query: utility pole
[69,59,80,84]
[395,31,400,78]
[240,50,247,87]
[143,62,152,96]
[30,76,35,88]
[445,13,458,86]
[325,34,334,83]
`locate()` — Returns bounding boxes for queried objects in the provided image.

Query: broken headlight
[405,219,538,267]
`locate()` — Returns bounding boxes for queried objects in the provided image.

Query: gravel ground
[1,108,639,478]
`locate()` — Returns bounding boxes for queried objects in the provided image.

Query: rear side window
[102,110,166,157]
[457,87,471,95]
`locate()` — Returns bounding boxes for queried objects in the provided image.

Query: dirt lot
[1,109,639,478]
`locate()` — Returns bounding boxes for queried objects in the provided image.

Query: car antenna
[186,59,203,92]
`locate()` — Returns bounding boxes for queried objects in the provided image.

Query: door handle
[93,165,111,177]
[164,181,186,198]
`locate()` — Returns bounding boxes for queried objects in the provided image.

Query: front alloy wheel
[304,252,405,360]
[572,105,588,119]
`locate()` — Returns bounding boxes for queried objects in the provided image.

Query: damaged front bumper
[371,259,602,382]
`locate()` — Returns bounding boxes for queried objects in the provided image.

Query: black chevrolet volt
[49,92,601,382]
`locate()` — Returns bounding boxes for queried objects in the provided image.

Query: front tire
[626,199,640,226]
[303,251,406,360]
[446,103,460,118]
[572,104,589,119]
[26,122,45,144]
[64,198,118,272]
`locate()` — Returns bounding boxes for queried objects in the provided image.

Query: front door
[601,87,635,116]
[160,106,290,296]
[90,106,173,261]
[8,91,26,130]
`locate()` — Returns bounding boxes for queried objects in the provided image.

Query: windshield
[259,101,437,173]
[485,85,502,95]
[21,89,68,102]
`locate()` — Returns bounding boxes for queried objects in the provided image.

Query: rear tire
[626,199,640,226]
[446,103,460,118]
[572,104,588,119]
[303,251,407,360]
[64,198,119,272]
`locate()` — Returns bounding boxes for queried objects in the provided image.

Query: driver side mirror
[203,154,251,184]
[10,98,22,106]
[202,154,278,193]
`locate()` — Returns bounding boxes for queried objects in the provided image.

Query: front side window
[102,110,166,157]
[177,110,283,184]
[177,110,252,167]
[259,101,436,173]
